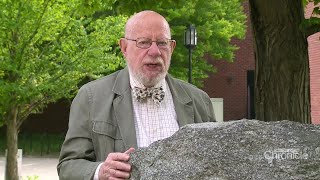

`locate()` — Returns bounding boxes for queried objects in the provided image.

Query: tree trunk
[6,106,19,180]
[249,0,311,123]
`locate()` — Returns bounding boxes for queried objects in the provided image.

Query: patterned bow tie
[132,86,165,105]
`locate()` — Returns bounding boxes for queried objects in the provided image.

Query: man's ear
[119,38,127,56]
[170,40,176,53]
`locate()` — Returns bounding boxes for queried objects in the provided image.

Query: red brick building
[306,3,320,124]
[308,33,320,124]
[203,2,320,124]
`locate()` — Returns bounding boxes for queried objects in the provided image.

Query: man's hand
[98,148,135,180]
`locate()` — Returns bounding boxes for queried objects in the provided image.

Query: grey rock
[129,120,320,180]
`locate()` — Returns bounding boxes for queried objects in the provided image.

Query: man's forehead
[125,11,170,37]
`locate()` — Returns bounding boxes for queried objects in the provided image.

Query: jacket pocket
[92,121,122,140]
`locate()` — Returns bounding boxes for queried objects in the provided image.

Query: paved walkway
[0,156,59,180]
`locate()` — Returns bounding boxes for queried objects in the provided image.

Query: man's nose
[147,42,161,57]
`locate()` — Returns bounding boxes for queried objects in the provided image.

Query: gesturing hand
[98,147,135,180]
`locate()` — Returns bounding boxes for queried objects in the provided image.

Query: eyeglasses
[125,37,174,49]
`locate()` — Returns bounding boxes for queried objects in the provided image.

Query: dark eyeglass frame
[125,37,175,49]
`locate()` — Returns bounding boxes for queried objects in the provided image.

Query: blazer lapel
[166,75,194,127]
[112,68,138,150]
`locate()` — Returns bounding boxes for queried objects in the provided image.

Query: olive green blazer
[57,67,215,180]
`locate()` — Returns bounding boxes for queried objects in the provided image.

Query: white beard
[127,57,170,87]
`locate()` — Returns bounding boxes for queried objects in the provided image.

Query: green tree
[249,0,320,123]
[0,0,126,179]
[0,0,246,179]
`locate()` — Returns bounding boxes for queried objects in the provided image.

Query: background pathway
[0,156,59,180]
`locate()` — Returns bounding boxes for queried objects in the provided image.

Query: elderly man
[58,10,215,180]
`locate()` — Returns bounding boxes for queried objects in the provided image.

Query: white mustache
[143,57,164,66]
[143,57,164,65]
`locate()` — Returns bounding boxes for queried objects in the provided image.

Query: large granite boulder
[129,120,320,180]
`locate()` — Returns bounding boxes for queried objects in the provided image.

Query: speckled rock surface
[129,120,320,180]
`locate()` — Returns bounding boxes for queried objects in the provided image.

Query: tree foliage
[0,0,126,127]
[302,0,320,36]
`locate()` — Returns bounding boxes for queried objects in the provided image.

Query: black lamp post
[184,24,197,84]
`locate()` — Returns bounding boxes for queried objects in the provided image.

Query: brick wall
[308,33,320,124]
[306,3,320,124]
[202,1,255,121]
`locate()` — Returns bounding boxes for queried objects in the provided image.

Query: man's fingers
[124,147,135,155]
[108,152,130,161]
[100,148,135,179]
[107,168,131,179]
[107,148,135,161]
[107,177,123,180]
[110,160,131,171]
[101,163,131,179]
